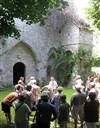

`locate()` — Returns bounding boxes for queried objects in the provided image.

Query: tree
[0,0,68,38]
[86,0,100,30]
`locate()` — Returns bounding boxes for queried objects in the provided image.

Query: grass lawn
[2,87,100,128]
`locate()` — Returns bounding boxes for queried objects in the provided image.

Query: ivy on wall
[48,46,93,86]
[50,47,75,86]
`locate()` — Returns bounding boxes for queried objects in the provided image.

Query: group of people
[1,76,68,128]
[71,74,100,128]
[1,74,100,128]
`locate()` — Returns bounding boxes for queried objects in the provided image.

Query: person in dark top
[58,94,69,128]
[83,92,99,128]
[70,86,86,128]
[35,93,58,128]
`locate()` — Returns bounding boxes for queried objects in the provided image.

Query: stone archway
[13,62,25,85]
[3,41,38,85]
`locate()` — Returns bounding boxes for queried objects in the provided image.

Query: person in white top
[87,82,98,101]
[27,76,35,85]
[48,77,58,93]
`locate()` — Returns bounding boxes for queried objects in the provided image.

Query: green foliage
[0,0,68,38]
[75,47,93,82]
[92,56,100,67]
[52,47,75,86]
[86,0,100,30]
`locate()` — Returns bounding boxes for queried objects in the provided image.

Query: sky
[74,0,90,20]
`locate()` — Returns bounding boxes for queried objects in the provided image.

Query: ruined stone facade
[0,0,93,86]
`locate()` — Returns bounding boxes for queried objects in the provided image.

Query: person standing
[14,94,31,128]
[41,77,58,100]
[31,80,41,105]
[21,85,34,110]
[49,77,58,93]
[35,93,58,128]
[58,95,69,128]
[70,87,86,128]
[83,92,99,128]
[51,86,63,128]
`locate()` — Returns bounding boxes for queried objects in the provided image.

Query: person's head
[57,86,63,93]
[90,82,95,88]
[19,94,26,102]
[30,76,35,80]
[76,75,81,79]
[90,77,94,82]
[75,86,81,93]
[25,85,32,91]
[20,76,24,82]
[89,92,96,101]
[60,94,66,103]
[18,80,23,84]
[29,79,37,85]
[41,93,49,102]
[16,84,24,92]
[51,77,55,81]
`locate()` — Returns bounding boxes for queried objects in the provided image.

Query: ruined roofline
[64,11,92,31]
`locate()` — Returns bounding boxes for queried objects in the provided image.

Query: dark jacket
[36,101,57,124]
[84,100,99,122]
[58,102,69,123]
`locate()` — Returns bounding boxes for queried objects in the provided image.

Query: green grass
[63,87,75,103]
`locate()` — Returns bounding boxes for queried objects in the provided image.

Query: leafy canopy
[0,0,68,38]
[86,0,100,30]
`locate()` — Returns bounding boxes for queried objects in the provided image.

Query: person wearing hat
[35,93,58,128]
[70,86,86,128]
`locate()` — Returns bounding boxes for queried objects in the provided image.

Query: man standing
[49,77,58,93]
[70,87,86,128]
[14,94,31,128]
[83,92,99,128]
[36,93,58,128]
[51,86,63,128]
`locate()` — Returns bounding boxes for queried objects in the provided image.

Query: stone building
[0,0,93,86]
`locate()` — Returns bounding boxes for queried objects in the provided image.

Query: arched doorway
[13,62,25,85]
